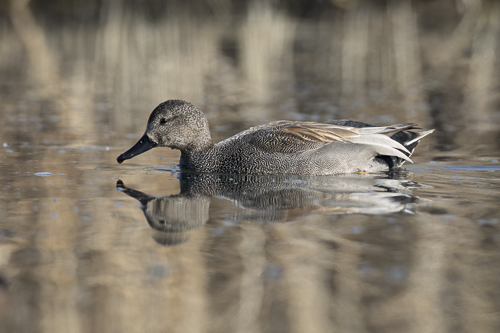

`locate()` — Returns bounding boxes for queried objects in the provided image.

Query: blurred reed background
[1,0,499,151]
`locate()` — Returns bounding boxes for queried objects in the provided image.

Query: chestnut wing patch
[281,123,360,142]
[247,121,359,154]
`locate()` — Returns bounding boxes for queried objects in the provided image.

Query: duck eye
[160,118,167,124]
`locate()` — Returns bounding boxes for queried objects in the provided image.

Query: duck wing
[246,121,412,161]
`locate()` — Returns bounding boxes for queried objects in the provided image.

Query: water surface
[1,141,499,332]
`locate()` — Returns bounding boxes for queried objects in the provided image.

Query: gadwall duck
[116,100,434,175]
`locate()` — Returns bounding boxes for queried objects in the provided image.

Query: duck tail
[327,119,434,168]
[388,128,435,167]
[391,129,435,155]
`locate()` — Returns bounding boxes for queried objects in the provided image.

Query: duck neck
[179,139,215,171]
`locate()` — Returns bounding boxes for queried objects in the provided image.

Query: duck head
[117,100,212,164]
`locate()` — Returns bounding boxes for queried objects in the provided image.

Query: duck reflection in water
[116,171,424,246]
